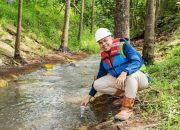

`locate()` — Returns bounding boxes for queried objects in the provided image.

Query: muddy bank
[82,93,160,130]
[0,51,88,79]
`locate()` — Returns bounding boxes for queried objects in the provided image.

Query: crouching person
[81,28,149,120]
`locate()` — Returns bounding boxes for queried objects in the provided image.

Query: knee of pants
[93,80,103,91]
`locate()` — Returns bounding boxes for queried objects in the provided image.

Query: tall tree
[14,0,23,60]
[60,0,71,52]
[90,0,95,34]
[130,0,135,29]
[114,0,130,38]
[78,0,84,41]
[155,0,160,26]
[143,0,156,64]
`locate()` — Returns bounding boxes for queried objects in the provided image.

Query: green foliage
[82,0,92,27]
[0,1,18,24]
[156,0,180,33]
[95,0,115,30]
[139,45,180,128]
[160,0,178,15]
[156,12,180,33]
[0,0,179,54]
[130,0,146,38]
[80,29,100,53]
[0,0,99,53]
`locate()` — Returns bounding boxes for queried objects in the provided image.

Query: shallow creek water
[0,55,100,130]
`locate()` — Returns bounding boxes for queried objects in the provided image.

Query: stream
[0,55,100,130]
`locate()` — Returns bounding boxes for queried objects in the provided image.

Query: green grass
[0,1,99,53]
[138,44,180,129]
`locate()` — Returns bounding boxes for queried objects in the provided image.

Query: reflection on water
[0,55,100,130]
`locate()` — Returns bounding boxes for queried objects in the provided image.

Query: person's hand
[81,95,92,106]
[116,71,128,89]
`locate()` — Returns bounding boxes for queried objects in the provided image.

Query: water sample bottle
[80,105,86,118]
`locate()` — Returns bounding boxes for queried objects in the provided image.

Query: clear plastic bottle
[80,105,86,118]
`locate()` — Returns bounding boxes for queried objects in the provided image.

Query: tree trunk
[78,0,84,42]
[130,0,134,29]
[114,0,130,38]
[14,0,23,60]
[90,0,95,34]
[60,0,71,52]
[143,0,156,64]
[155,0,160,26]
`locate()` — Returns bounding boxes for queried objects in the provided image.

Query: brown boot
[114,96,134,120]
[114,89,124,97]
[113,89,124,106]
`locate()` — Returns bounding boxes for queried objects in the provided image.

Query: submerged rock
[69,62,76,67]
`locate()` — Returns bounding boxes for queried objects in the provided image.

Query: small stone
[69,63,76,67]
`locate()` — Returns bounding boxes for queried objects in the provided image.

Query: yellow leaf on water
[44,64,53,69]
[0,79,8,88]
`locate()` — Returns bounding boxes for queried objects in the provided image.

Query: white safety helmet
[95,28,112,42]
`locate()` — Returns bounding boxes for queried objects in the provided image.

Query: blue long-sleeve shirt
[89,39,144,97]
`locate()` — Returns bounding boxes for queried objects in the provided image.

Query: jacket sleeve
[89,60,108,96]
[123,42,143,75]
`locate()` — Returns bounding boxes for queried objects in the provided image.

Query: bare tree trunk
[114,0,130,38]
[90,0,95,34]
[60,0,71,52]
[78,0,84,42]
[14,0,23,60]
[155,0,160,26]
[143,0,156,64]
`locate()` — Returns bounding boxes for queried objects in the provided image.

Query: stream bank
[0,51,89,79]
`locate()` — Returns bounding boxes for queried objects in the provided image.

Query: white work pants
[93,71,149,98]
